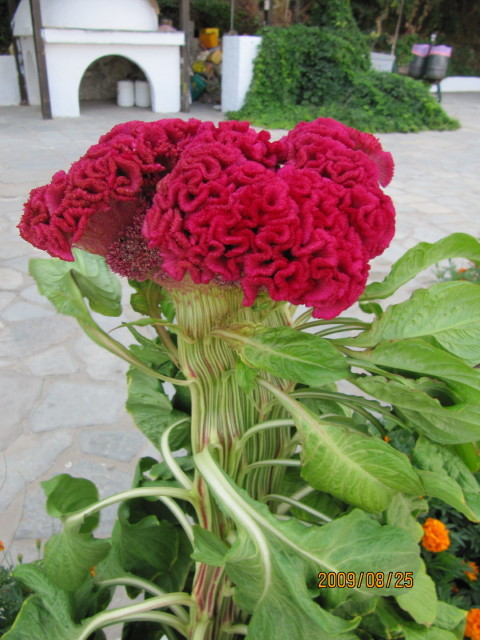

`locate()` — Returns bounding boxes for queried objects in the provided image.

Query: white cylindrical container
[135,80,151,108]
[117,80,135,107]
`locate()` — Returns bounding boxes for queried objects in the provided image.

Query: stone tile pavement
[1,95,479,564]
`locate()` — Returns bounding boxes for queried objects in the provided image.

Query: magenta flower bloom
[18,117,395,319]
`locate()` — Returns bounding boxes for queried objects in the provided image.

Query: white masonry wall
[0,56,21,105]
[221,35,261,112]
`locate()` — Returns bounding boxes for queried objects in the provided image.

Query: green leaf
[195,449,421,622]
[129,279,175,322]
[43,530,110,591]
[396,561,437,625]
[359,301,383,317]
[29,249,121,319]
[354,376,480,445]
[268,390,422,512]
[126,367,190,450]
[361,234,480,300]
[236,361,258,394]
[300,412,422,512]
[351,339,480,403]
[219,326,349,386]
[351,282,480,365]
[435,601,467,631]
[41,474,101,533]
[191,526,229,566]
[413,437,480,521]
[110,501,180,579]
[2,595,77,640]
[9,564,77,636]
[385,494,425,541]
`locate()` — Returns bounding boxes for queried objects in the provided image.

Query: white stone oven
[12,0,184,117]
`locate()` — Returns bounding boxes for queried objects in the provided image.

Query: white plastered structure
[12,0,184,117]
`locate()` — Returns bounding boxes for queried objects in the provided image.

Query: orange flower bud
[421,517,450,552]
[464,561,479,582]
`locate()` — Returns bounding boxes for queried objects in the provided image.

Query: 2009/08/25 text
[317,572,414,589]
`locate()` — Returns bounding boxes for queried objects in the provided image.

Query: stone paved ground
[1,95,479,566]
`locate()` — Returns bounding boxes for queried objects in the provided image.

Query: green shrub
[230,25,459,133]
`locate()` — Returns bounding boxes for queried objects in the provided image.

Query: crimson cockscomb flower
[18,117,395,319]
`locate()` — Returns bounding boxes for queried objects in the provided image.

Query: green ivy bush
[230,25,459,133]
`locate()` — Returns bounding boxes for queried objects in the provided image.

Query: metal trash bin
[425,45,452,81]
[408,44,430,78]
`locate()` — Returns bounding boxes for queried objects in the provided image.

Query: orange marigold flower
[384,435,389,443]
[465,608,480,640]
[457,267,468,273]
[465,561,479,582]
[0,540,4,552]
[89,566,96,578]
[421,517,450,552]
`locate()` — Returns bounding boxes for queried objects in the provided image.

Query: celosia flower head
[465,608,480,640]
[18,117,395,319]
[421,517,450,552]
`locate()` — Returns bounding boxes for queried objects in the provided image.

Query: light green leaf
[2,596,77,640]
[361,233,480,300]
[195,449,421,618]
[192,526,229,566]
[126,366,190,449]
[413,438,480,521]
[236,361,258,394]
[299,408,422,512]
[352,339,480,403]
[354,376,480,444]
[9,564,77,635]
[435,601,467,631]
[41,474,101,533]
[217,326,349,386]
[396,561,437,625]
[385,494,425,541]
[264,387,422,512]
[29,248,121,319]
[43,529,110,591]
[350,282,480,365]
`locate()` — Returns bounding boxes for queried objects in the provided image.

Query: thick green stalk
[162,278,295,639]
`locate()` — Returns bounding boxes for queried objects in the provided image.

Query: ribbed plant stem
[163,279,294,639]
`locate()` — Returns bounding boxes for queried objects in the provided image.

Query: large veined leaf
[349,282,480,365]
[193,527,360,640]
[385,494,425,541]
[354,376,480,445]
[29,248,122,318]
[263,385,422,512]
[413,437,480,522]
[361,233,480,300]
[3,565,79,640]
[43,529,110,591]
[216,326,349,386]
[435,601,467,631]
[396,561,437,626]
[300,411,422,512]
[352,338,480,403]
[194,449,421,626]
